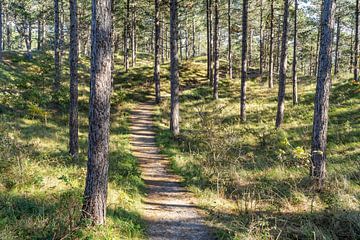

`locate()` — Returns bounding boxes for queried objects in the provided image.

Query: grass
[151,58,360,239]
[0,51,146,239]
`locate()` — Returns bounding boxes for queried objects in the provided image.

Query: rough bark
[69,0,79,159]
[268,0,274,88]
[170,0,179,136]
[311,0,335,189]
[54,0,61,92]
[213,0,219,100]
[292,0,298,105]
[124,0,130,72]
[259,0,264,80]
[0,0,2,61]
[228,0,233,79]
[240,0,248,122]
[154,0,161,104]
[275,0,290,129]
[83,0,112,225]
[354,0,359,81]
[334,17,340,75]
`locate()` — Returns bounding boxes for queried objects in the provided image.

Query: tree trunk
[69,0,79,159]
[124,0,130,72]
[37,19,41,50]
[170,0,179,136]
[83,0,112,225]
[161,13,165,63]
[6,11,11,50]
[131,0,136,67]
[268,0,274,88]
[248,28,253,68]
[240,0,248,122]
[275,0,290,129]
[192,18,195,58]
[350,29,354,73]
[354,0,359,81]
[311,0,335,189]
[259,0,264,80]
[0,0,2,61]
[292,0,298,105]
[213,0,219,100]
[209,0,213,85]
[228,0,232,79]
[54,0,61,92]
[334,17,340,75]
[206,0,210,80]
[154,0,161,104]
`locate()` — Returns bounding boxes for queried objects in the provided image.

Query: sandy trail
[130,102,215,240]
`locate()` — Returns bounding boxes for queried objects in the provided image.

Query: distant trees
[311,0,336,188]
[170,0,179,136]
[0,0,3,62]
[82,0,112,225]
[227,0,232,79]
[292,0,298,105]
[268,0,274,89]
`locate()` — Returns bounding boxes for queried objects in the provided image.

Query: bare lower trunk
[275,0,289,129]
[268,0,274,88]
[311,0,335,189]
[83,0,112,225]
[37,19,41,50]
[354,0,359,81]
[213,0,219,100]
[0,1,2,61]
[69,0,79,159]
[292,0,298,105]
[154,0,161,104]
[170,0,179,136]
[54,0,61,92]
[124,0,130,72]
[228,0,232,79]
[259,0,264,80]
[240,0,248,122]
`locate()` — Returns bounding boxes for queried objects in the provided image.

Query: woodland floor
[130,102,215,240]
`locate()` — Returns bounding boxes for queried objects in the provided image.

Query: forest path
[129,102,215,240]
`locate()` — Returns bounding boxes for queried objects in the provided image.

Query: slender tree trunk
[37,19,41,50]
[206,0,210,80]
[69,0,79,159]
[240,0,248,122]
[259,0,264,80]
[213,0,219,100]
[350,29,354,73]
[133,8,137,65]
[165,24,168,61]
[228,0,232,79]
[192,18,195,57]
[0,0,3,61]
[131,0,135,67]
[292,0,298,105]
[275,0,290,129]
[125,0,130,72]
[209,0,213,85]
[154,0,161,104]
[6,11,11,50]
[54,0,61,92]
[268,0,274,88]
[248,28,253,68]
[275,15,281,73]
[161,13,165,63]
[334,17,340,75]
[83,0,112,225]
[311,0,336,189]
[354,0,359,81]
[170,0,179,136]
[310,45,313,75]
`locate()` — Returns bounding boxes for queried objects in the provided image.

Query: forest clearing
[0,0,359,239]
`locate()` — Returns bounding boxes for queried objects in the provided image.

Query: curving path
[130,102,215,240]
